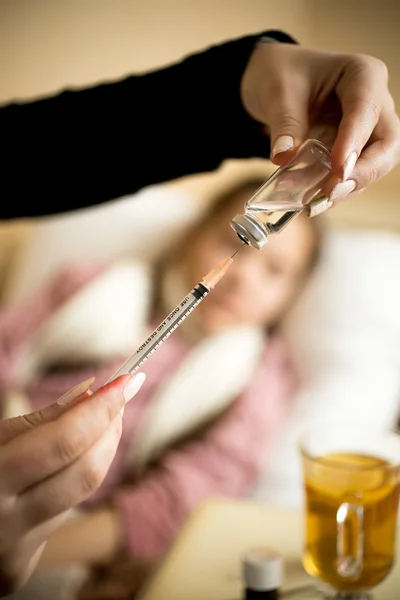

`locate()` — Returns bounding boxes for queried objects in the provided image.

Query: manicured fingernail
[123,372,146,403]
[57,377,95,405]
[342,151,357,181]
[271,135,294,158]
[307,197,333,218]
[330,179,356,202]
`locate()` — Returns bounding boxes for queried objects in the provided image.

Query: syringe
[107,255,236,381]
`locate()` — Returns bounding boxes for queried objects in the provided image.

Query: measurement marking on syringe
[106,256,233,383]
[129,297,205,373]
[136,294,198,353]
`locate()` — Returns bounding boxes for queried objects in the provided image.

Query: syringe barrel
[107,282,209,381]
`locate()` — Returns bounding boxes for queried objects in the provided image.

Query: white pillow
[3,184,204,304]
[14,260,152,386]
[253,228,400,507]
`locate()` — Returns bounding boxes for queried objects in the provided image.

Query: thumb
[267,85,310,165]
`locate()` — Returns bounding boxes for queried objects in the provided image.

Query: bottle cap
[242,547,283,592]
[230,213,269,250]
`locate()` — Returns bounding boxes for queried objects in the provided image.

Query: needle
[231,242,246,258]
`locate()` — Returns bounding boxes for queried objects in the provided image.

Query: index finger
[330,55,389,176]
[0,374,131,494]
[0,377,95,446]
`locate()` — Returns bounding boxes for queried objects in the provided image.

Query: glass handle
[336,501,364,579]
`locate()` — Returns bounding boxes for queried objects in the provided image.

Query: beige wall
[0,0,311,101]
[1,0,399,263]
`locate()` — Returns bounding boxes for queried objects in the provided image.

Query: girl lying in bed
[0,175,322,582]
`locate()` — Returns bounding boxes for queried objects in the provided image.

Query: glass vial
[230,139,332,250]
[242,547,283,599]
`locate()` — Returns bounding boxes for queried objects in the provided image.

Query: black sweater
[0,29,295,219]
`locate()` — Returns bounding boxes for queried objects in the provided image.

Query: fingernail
[271,135,294,158]
[330,179,356,202]
[57,377,95,406]
[307,197,333,218]
[342,151,358,181]
[123,372,146,403]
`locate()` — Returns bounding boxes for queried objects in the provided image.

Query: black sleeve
[0,29,296,219]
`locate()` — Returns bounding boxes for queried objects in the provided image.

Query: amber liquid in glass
[302,452,400,592]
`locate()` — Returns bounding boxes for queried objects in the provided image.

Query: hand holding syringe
[107,249,244,382]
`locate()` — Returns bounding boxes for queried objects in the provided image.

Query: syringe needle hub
[202,256,233,289]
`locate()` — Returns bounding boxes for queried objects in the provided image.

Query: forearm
[0,30,295,219]
[37,508,123,569]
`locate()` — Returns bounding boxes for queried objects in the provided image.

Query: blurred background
[1,0,399,457]
[1,4,400,599]
[1,0,400,295]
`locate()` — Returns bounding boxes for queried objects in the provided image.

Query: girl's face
[176,189,317,335]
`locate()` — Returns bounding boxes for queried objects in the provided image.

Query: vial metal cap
[242,547,283,591]
[230,213,269,250]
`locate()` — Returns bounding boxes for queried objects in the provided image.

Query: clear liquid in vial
[246,194,304,214]
[245,203,303,228]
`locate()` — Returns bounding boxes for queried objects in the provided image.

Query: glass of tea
[299,424,400,599]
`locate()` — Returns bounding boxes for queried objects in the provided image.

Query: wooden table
[138,498,400,600]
